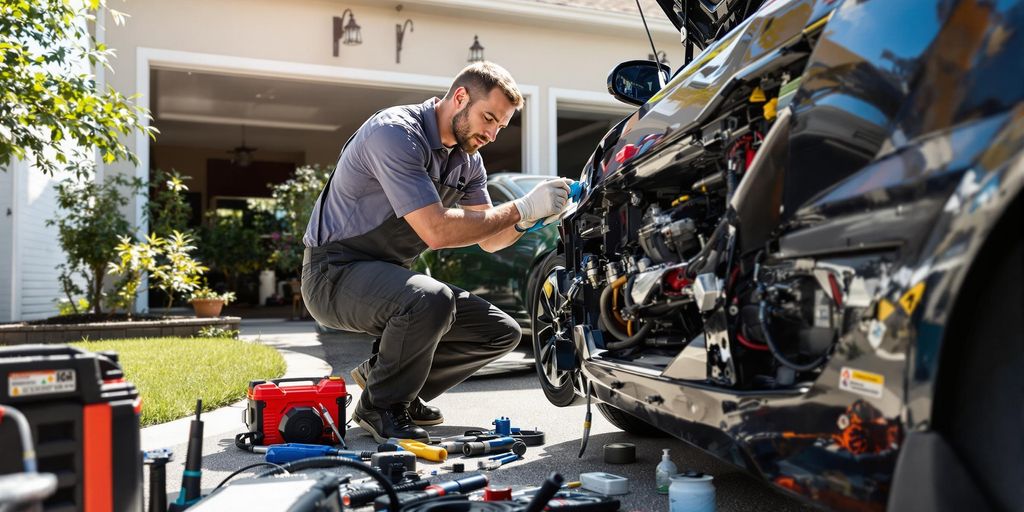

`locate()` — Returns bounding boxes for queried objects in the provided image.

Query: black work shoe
[408,397,444,426]
[350,358,443,426]
[352,399,429,443]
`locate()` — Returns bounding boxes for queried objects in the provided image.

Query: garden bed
[0,316,241,345]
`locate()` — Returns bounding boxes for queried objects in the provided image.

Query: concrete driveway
[144,318,814,511]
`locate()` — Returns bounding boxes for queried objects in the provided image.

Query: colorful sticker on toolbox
[839,367,883,398]
[8,369,76,397]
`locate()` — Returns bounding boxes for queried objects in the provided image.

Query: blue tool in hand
[520,180,584,233]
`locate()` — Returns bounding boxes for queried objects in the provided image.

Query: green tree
[199,211,262,292]
[48,174,142,315]
[0,0,156,178]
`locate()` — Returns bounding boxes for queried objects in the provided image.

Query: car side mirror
[607,60,671,106]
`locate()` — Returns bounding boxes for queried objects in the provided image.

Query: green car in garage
[413,172,560,336]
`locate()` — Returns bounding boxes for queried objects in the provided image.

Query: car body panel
[554,0,1024,509]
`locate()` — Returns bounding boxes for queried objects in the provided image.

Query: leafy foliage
[148,169,193,236]
[190,287,236,304]
[198,211,262,287]
[260,165,331,276]
[107,234,161,314]
[48,174,141,314]
[108,231,207,312]
[0,0,156,178]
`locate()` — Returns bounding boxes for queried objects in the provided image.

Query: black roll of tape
[603,442,636,464]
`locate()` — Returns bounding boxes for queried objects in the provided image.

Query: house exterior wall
[100,0,683,230]
[0,166,12,321]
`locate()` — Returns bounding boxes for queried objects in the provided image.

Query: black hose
[686,221,728,278]
[758,301,827,372]
[255,456,401,512]
[599,281,652,349]
[214,462,287,491]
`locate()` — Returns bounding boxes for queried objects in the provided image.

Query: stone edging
[0,316,242,345]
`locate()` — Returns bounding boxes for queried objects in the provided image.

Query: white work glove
[513,178,572,230]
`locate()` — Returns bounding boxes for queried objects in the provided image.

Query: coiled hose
[600,277,653,350]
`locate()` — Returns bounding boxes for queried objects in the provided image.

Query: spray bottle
[655,448,677,494]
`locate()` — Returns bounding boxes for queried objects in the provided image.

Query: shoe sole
[351,367,445,426]
[353,413,430,444]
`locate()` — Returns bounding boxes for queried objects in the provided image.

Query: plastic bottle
[669,472,715,512]
[655,448,678,494]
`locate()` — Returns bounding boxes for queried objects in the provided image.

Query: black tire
[596,403,668,437]
[932,213,1023,511]
[528,252,578,407]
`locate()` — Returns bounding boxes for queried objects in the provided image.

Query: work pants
[302,255,521,408]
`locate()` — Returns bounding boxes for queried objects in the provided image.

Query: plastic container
[655,448,678,494]
[668,473,715,512]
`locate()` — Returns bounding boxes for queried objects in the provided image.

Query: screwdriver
[387,437,448,462]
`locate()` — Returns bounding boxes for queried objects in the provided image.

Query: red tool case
[243,376,347,446]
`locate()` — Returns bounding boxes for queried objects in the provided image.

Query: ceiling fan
[229,125,257,167]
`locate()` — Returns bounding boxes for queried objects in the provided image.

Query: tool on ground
[438,434,478,453]
[317,403,346,448]
[580,472,629,496]
[0,345,142,511]
[465,419,546,447]
[387,437,448,462]
[603,442,636,464]
[342,475,429,508]
[477,452,520,470]
[522,472,564,512]
[513,491,621,512]
[263,442,372,464]
[462,437,526,457]
[169,399,205,511]
[520,180,584,233]
[371,451,417,473]
[144,449,173,512]
[578,382,593,458]
[373,473,488,510]
[236,376,348,451]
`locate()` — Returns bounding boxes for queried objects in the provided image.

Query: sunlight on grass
[72,337,286,426]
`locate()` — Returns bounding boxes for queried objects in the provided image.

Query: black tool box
[0,345,143,512]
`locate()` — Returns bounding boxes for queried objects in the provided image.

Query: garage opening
[554,107,623,179]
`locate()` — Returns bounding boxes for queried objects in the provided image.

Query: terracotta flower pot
[191,299,224,318]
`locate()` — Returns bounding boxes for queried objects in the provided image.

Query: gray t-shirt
[303,98,490,247]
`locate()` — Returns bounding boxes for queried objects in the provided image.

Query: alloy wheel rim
[534,265,571,388]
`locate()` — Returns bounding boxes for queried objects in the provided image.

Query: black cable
[758,300,827,372]
[255,456,401,512]
[214,462,287,491]
[599,281,653,349]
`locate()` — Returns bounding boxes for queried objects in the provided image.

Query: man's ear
[454,86,471,109]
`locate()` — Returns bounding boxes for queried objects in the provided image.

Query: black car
[532,0,1023,510]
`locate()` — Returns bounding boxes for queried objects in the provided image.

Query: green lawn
[72,337,286,426]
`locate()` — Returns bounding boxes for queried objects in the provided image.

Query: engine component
[585,257,602,288]
[693,273,724,312]
[630,267,666,306]
[638,207,700,263]
[605,261,622,283]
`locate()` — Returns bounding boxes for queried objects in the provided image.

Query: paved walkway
[142,318,811,511]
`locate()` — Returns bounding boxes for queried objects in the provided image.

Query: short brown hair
[446,61,524,110]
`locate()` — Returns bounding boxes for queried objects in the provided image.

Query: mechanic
[301,62,572,442]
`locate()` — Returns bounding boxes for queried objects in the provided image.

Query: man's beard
[452,107,481,154]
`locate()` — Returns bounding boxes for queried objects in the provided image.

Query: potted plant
[189,288,236,318]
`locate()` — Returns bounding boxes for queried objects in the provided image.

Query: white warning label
[839,367,884,398]
[8,369,76,397]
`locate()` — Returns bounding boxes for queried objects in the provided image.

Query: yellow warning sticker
[877,299,896,321]
[839,367,884,398]
[899,282,926,315]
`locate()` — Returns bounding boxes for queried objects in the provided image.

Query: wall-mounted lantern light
[468,35,485,63]
[395,6,414,64]
[333,8,362,57]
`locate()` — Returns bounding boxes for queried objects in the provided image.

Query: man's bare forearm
[430,202,521,249]
[478,223,525,252]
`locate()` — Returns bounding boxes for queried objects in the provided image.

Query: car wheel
[929,218,1023,511]
[529,252,578,407]
[595,402,668,437]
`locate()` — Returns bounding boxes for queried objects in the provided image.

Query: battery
[0,344,143,511]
